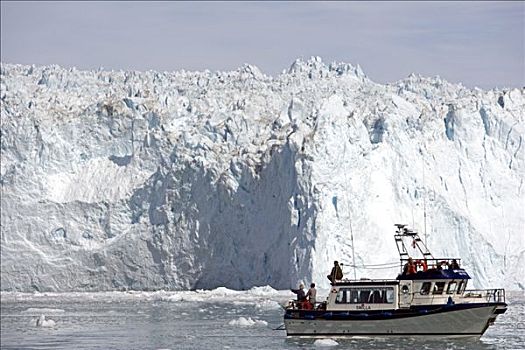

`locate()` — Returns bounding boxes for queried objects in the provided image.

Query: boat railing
[286,300,326,311]
[399,257,462,272]
[462,288,506,303]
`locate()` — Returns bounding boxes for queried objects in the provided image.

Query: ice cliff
[1,57,524,292]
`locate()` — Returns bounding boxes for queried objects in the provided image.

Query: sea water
[1,289,523,349]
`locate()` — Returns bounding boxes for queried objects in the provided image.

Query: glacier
[1,57,523,292]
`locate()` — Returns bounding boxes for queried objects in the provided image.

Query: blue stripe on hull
[285,332,483,337]
[284,302,506,321]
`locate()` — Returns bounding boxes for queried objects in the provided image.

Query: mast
[341,140,357,280]
[349,215,357,280]
[422,156,427,245]
[394,224,434,269]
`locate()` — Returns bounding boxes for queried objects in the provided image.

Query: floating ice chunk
[207,287,240,296]
[254,299,282,311]
[29,315,56,327]
[314,339,338,347]
[228,316,268,327]
[21,308,65,314]
[247,285,280,295]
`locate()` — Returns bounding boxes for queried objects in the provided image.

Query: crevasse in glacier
[1,58,523,292]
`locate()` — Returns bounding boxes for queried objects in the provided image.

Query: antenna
[394,224,434,262]
[349,214,357,280]
[422,155,427,245]
[342,141,357,280]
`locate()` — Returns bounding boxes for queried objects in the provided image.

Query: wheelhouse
[326,280,398,311]
[326,276,474,311]
[396,263,471,306]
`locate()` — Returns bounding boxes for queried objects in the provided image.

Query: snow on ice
[28,315,56,328]
[0,58,523,292]
[0,286,292,305]
[228,316,268,327]
[314,339,339,347]
[21,308,65,314]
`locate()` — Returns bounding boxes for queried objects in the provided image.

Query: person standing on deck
[307,283,317,306]
[291,283,306,301]
[449,259,460,270]
[403,257,416,274]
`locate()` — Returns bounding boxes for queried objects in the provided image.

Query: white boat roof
[332,279,399,287]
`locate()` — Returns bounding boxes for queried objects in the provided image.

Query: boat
[283,224,507,338]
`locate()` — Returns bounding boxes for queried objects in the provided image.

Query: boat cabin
[396,260,471,307]
[319,225,500,311]
[326,266,471,311]
[322,225,474,311]
[326,280,398,311]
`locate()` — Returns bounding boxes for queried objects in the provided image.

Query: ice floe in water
[1,286,290,304]
[254,299,282,311]
[28,315,56,328]
[228,316,268,327]
[21,308,65,314]
[314,339,339,347]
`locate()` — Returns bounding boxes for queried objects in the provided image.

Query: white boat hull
[285,305,500,338]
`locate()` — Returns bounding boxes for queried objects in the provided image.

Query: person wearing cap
[327,261,343,283]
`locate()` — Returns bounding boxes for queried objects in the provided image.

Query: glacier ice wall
[1,58,524,292]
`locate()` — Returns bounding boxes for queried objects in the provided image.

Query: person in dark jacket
[449,259,460,270]
[291,283,306,301]
[327,261,343,283]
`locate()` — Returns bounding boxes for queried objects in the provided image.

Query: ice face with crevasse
[1,57,523,292]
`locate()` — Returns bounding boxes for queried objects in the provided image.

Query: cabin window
[336,289,349,303]
[457,280,466,294]
[447,282,457,294]
[335,287,394,304]
[420,282,431,295]
[432,282,446,295]
[360,290,371,303]
[385,288,395,303]
[350,290,359,303]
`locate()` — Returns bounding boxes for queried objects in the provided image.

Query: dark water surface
[1,290,523,349]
